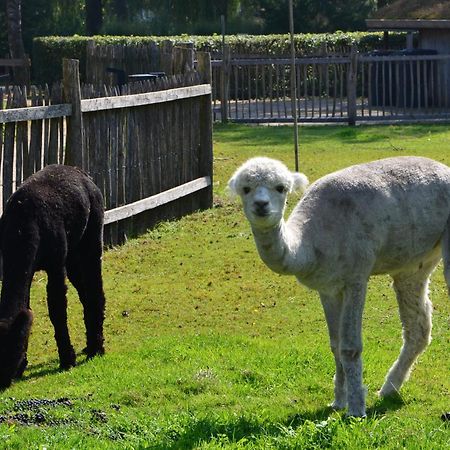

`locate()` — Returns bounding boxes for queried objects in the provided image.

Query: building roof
[371,0,450,20]
[366,19,450,31]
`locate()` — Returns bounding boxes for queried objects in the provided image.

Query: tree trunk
[86,0,103,36]
[6,0,28,86]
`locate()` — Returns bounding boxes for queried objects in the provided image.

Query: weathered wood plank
[361,54,450,63]
[104,176,211,224]
[63,59,85,168]
[81,84,212,112]
[0,104,71,124]
[0,58,30,67]
[212,57,352,66]
[3,89,15,205]
[48,84,62,164]
[15,86,28,186]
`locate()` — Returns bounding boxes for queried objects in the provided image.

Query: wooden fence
[212,51,450,124]
[85,40,196,85]
[0,51,213,245]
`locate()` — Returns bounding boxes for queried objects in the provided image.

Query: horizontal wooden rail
[0,84,212,124]
[211,54,450,67]
[0,58,30,67]
[0,104,72,123]
[81,84,212,112]
[360,54,450,63]
[104,176,211,224]
[212,57,351,66]
[231,117,349,124]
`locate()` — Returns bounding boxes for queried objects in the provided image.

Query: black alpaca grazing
[0,165,106,389]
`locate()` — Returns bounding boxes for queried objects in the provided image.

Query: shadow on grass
[154,397,406,449]
[150,406,342,450]
[20,352,90,382]
[366,393,405,417]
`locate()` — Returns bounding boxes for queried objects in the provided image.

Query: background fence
[85,40,197,86]
[212,50,450,124]
[0,49,213,245]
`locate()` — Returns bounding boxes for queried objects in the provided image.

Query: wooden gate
[212,52,450,124]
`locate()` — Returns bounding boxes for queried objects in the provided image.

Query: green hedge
[32,32,406,85]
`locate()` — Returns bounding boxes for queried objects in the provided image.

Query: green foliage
[0,0,395,66]
[258,0,378,34]
[0,123,449,448]
[31,31,405,85]
[32,36,89,86]
[0,0,85,56]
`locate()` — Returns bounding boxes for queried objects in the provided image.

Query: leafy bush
[32,36,90,86]
[32,32,405,85]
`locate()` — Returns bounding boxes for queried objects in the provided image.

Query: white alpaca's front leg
[340,282,367,417]
[320,293,347,410]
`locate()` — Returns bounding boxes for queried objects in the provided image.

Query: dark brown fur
[0,165,106,389]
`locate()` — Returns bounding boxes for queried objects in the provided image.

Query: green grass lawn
[0,123,449,449]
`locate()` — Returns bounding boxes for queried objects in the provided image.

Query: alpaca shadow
[150,405,337,450]
[366,393,405,417]
[151,399,407,449]
[0,361,62,392]
[20,352,91,382]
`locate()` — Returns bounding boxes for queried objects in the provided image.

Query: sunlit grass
[0,123,449,448]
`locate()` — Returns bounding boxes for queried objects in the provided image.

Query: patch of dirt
[0,397,111,427]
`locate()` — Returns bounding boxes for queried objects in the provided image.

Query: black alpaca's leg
[14,355,28,379]
[0,237,37,382]
[67,252,105,359]
[46,269,76,369]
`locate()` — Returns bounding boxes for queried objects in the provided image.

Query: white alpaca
[229,156,450,417]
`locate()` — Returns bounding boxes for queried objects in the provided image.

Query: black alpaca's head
[0,309,33,389]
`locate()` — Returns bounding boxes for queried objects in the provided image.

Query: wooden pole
[289,0,299,172]
[347,46,358,126]
[63,59,85,168]
[220,15,230,123]
[221,14,226,50]
[197,51,213,210]
[221,45,230,123]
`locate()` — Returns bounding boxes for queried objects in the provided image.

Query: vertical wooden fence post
[197,51,213,210]
[347,47,358,126]
[220,45,230,123]
[63,58,85,168]
[173,43,195,74]
[160,40,174,76]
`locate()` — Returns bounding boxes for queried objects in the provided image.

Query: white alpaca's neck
[251,218,311,276]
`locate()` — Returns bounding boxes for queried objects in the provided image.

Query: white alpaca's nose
[254,199,269,215]
[253,187,271,216]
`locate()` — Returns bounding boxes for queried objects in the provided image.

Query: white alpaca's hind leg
[340,282,367,417]
[320,293,346,410]
[442,225,450,295]
[379,265,436,397]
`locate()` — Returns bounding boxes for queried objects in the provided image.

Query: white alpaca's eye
[276,185,285,193]
[243,187,251,194]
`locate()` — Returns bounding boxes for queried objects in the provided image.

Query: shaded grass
[0,123,449,448]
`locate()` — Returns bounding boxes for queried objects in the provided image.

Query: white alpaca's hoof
[329,400,347,410]
[378,381,399,398]
[346,411,367,419]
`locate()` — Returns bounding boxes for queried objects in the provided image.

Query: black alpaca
[0,165,106,388]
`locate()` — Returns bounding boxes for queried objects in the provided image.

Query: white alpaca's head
[228,157,309,229]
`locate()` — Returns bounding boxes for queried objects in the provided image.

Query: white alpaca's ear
[227,175,238,197]
[291,172,309,194]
